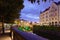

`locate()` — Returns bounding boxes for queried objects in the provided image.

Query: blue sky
[20,0,60,22]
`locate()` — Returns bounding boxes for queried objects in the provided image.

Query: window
[52,6,57,12]
[59,21,60,25]
[55,22,57,25]
[46,16,48,18]
[46,19,48,21]
[52,22,54,25]
[43,17,44,19]
[46,13,48,14]
[54,13,57,16]
[55,22,57,23]
[59,21,60,24]
[55,18,57,20]
[49,22,51,25]
[40,15,42,17]
[43,20,44,21]
[55,8,57,11]
[43,14,44,16]
[52,18,54,20]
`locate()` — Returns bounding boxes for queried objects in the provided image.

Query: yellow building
[14,19,21,26]
[20,20,33,28]
[40,2,60,26]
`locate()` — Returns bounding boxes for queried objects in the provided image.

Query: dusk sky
[20,0,60,22]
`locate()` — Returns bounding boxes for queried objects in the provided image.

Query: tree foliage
[28,0,54,4]
[0,0,24,23]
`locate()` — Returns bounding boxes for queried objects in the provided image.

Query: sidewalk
[0,33,11,40]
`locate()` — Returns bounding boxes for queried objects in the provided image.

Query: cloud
[21,13,39,19]
[20,0,60,22]
[20,0,44,22]
[26,14,39,19]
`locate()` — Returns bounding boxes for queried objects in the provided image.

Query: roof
[40,7,50,14]
[43,7,50,13]
[40,1,60,14]
[54,1,60,5]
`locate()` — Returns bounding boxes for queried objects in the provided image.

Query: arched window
[52,22,54,25]
[55,22,57,26]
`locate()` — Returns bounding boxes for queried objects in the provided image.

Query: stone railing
[11,27,48,40]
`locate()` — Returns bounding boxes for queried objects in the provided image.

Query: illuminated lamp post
[1,16,4,34]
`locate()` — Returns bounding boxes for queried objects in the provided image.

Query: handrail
[11,27,48,40]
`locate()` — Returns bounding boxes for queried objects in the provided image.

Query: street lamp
[0,16,4,34]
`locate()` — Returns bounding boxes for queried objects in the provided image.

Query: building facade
[40,2,60,26]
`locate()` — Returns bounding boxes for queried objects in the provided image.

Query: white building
[40,1,60,26]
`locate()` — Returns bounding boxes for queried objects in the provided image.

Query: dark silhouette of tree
[0,0,24,23]
[28,0,54,4]
[0,0,24,34]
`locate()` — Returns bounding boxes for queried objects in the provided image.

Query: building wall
[49,2,58,25]
[58,5,60,24]
[40,2,60,26]
[40,10,49,25]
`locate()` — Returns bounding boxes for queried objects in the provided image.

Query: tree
[28,0,54,4]
[0,0,24,33]
[0,0,24,23]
